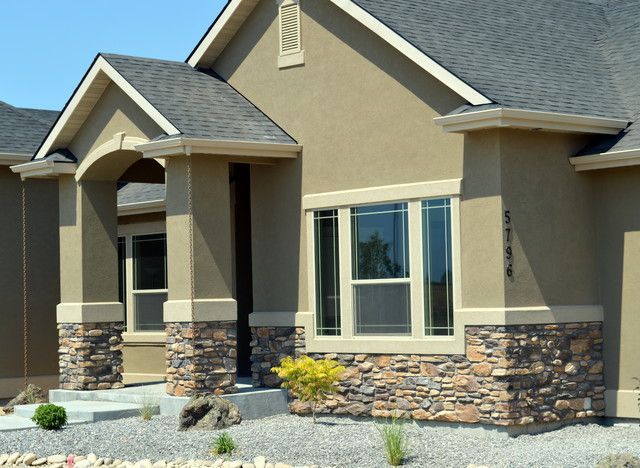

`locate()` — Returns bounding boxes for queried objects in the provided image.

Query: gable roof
[0,101,58,156]
[36,53,296,159]
[188,1,640,141]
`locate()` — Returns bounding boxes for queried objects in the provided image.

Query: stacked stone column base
[58,322,124,390]
[165,321,238,397]
[250,322,605,427]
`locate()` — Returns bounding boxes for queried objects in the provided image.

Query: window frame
[304,181,462,352]
[117,222,168,342]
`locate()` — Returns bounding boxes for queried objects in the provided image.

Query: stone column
[57,176,124,390]
[163,156,237,396]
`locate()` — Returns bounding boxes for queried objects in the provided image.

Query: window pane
[354,283,411,335]
[117,237,126,307]
[351,203,409,280]
[314,210,341,336]
[134,292,167,331]
[133,234,167,290]
[422,199,454,336]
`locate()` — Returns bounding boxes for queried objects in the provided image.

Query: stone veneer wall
[250,322,604,426]
[165,321,238,397]
[58,322,124,390]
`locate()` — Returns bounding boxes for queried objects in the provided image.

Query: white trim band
[0,153,30,166]
[163,298,238,322]
[434,108,628,135]
[570,148,640,172]
[118,200,166,216]
[57,302,125,324]
[137,137,301,160]
[297,305,603,354]
[302,179,462,211]
[11,159,77,180]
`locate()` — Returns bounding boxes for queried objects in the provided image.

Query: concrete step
[14,400,156,423]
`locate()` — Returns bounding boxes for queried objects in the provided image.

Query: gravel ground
[0,415,639,467]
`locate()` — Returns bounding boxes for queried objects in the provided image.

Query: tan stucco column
[163,156,237,396]
[57,176,124,390]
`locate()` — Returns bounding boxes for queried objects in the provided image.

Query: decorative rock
[253,456,266,468]
[0,454,9,466]
[22,453,37,466]
[47,455,67,464]
[6,454,20,465]
[179,394,241,431]
[4,384,46,410]
[31,458,47,466]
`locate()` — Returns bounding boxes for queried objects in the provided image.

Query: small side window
[278,0,305,68]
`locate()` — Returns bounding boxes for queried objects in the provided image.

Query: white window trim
[117,224,167,341]
[304,181,462,354]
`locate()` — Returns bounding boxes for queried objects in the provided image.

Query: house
[0,101,170,398]
[10,0,640,428]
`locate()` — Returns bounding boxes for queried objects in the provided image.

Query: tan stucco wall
[0,167,59,392]
[499,129,599,307]
[213,0,465,313]
[122,344,166,382]
[69,83,163,165]
[591,167,640,416]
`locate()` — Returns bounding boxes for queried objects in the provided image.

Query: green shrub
[272,355,345,423]
[211,432,236,455]
[596,454,640,468]
[377,416,409,466]
[31,404,67,430]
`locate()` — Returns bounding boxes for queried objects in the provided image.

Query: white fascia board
[0,153,31,166]
[187,0,247,68]
[329,0,491,106]
[117,199,166,216]
[10,159,77,180]
[136,137,302,159]
[35,56,180,160]
[187,0,491,106]
[434,108,629,135]
[569,148,640,172]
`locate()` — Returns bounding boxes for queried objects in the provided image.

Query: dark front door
[233,163,253,377]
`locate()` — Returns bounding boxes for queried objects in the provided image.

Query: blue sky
[0,1,227,110]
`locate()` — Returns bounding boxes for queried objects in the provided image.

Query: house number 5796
[504,210,513,278]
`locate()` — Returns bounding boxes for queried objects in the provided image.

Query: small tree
[272,355,345,423]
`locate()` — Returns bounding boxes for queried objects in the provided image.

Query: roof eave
[117,199,166,216]
[10,159,77,180]
[434,108,628,135]
[136,136,302,160]
[569,148,640,172]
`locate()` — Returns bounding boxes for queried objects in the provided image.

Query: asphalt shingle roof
[352,0,640,154]
[117,182,165,206]
[101,54,295,145]
[0,101,58,155]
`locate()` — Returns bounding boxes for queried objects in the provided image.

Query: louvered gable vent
[279,1,301,55]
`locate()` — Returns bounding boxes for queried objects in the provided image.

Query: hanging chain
[187,157,195,326]
[21,181,28,389]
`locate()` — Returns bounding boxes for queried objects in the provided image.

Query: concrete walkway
[0,379,289,431]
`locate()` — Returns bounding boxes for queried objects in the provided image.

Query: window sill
[278,50,305,69]
[122,332,165,344]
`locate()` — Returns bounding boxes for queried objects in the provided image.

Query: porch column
[57,176,124,390]
[164,156,237,396]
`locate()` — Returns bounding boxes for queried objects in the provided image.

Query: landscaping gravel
[1,414,640,467]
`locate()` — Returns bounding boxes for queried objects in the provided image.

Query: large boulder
[178,394,241,431]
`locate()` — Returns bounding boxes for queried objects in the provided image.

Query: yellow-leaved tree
[272,355,345,423]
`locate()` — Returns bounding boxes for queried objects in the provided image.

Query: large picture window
[117,233,168,333]
[310,195,457,340]
[351,203,410,335]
